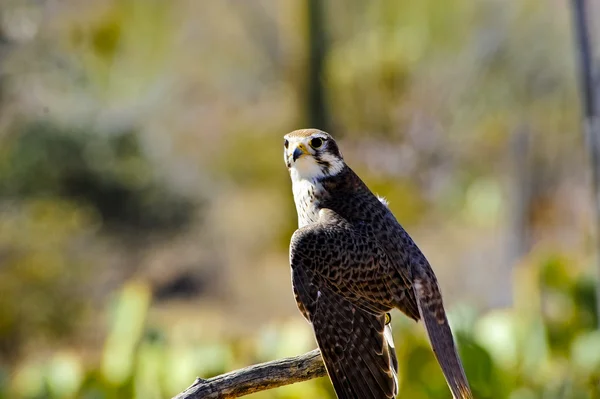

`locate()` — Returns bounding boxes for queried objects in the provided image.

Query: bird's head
[284,129,345,181]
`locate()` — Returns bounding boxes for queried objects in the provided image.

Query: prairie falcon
[284,129,472,399]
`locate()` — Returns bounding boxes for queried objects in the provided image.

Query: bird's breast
[292,179,324,228]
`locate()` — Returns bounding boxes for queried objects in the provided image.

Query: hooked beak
[292,144,308,162]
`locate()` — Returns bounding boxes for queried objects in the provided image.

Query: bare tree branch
[172,349,327,399]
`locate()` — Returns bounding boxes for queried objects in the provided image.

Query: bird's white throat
[287,147,345,228]
[288,150,345,182]
[290,172,325,229]
[289,156,326,181]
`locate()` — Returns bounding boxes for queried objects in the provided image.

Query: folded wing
[291,262,398,399]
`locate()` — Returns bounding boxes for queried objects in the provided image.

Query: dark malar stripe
[314,155,331,175]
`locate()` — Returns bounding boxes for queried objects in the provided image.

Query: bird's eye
[284,139,289,149]
[310,137,324,149]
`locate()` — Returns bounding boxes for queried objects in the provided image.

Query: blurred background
[0,0,598,398]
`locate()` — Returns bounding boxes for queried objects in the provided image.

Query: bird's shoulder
[325,182,429,274]
[290,208,351,246]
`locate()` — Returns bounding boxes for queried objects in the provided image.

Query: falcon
[284,129,472,399]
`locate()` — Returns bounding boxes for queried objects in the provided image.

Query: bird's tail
[384,313,399,398]
[413,278,473,399]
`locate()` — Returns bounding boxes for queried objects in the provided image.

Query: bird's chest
[292,179,324,228]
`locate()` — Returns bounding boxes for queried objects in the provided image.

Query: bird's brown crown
[285,128,332,139]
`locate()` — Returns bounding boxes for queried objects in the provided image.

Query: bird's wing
[412,266,473,399]
[292,209,416,316]
[377,202,472,398]
[291,261,398,399]
[290,210,403,399]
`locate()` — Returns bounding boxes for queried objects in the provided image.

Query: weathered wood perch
[172,349,327,399]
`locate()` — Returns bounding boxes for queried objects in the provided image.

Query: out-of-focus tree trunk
[507,126,541,310]
[571,0,600,328]
[306,0,331,132]
[0,10,8,110]
[508,126,533,265]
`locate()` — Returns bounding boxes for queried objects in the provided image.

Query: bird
[283,128,473,399]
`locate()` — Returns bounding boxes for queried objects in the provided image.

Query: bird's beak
[292,144,308,162]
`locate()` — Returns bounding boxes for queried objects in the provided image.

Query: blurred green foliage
[0,122,196,232]
[0,120,199,365]
[0,197,94,362]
